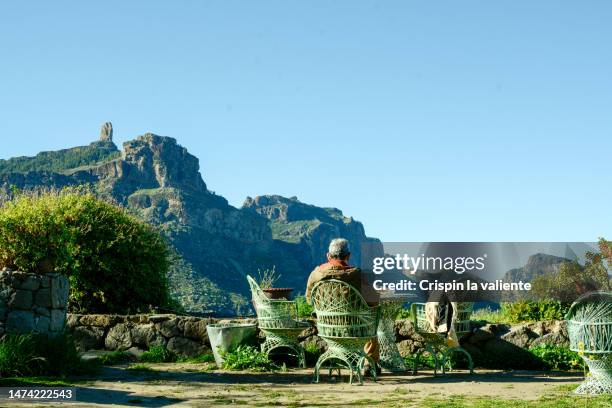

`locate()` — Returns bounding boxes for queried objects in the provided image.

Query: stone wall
[394,319,569,369]
[67,312,570,369]
[0,269,69,336]
[66,313,227,358]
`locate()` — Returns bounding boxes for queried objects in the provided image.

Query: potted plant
[258,266,293,300]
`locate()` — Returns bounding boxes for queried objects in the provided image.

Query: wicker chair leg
[262,335,305,368]
[441,347,474,374]
[359,355,377,382]
[313,348,365,385]
[412,352,420,375]
[575,355,612,395]
[314,349,335,383]
[425,345,439,376]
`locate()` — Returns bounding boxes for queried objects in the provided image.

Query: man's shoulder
[312,266,362,281]
[315,262,360,271]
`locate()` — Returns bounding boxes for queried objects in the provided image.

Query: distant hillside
[503,253,571,283]
[502,253,571,301]
[0,123,382,315]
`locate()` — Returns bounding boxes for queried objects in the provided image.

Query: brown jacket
[305,259,379,306]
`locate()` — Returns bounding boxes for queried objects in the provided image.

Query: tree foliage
[0,188,171,313]
[531,240,611,302]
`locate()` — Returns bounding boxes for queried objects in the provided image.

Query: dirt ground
[5,364,588,407]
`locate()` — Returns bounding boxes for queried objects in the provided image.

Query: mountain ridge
[0,124,382,315]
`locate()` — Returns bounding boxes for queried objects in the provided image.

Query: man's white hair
[328,238,350,259]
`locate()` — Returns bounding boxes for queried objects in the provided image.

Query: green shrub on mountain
[0,188,171,313]
[0,141,119,175]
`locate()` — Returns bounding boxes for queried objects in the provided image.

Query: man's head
[327,238,351,261]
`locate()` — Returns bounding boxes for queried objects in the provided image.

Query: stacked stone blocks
[0,269,69,336]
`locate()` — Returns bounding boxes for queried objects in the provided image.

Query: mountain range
[0,123,383,315]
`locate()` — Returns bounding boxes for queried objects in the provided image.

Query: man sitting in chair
[305,238,381,375]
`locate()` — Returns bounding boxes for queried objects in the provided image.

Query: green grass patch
[419,394,612,408]
[0,333,92,377]
[0,376,90,387]
[126,364,157,373]
[98,350,134,365]
[176,352,216,364]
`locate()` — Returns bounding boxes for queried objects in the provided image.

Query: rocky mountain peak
[121,133,206,192]
[243,195,346,224]
[503,253,571,284]
[100,122,113,142]
[242,194,381,269]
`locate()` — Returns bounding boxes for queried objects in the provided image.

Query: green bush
[0,334,89,377]
[471,307,509,324]
[295,295,314,318]
[140,346,176,363]
[396,308,412,320]
[0,334,45,376]
[500,300,569,323]
[221,345,278,371]
[0,188,171,313]
[404,353,436,369]
[303,341,323,365]
[529,343,583,371]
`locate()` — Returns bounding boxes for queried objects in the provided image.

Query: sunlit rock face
[0,125,381,315]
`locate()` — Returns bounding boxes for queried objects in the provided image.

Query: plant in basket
[257,266,293,300]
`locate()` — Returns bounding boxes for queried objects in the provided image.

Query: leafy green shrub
[0,334,45,376]
[529,343,583,371]
[0,188,172,313]
[140,346,176,363]
[471,307,509,324]
[295,295,314,318]
[221,345,278,371]
[303,342,321,355]
[396,308,412,320]
[501,300,569,323]
[531,247,611,301]
[0,334,89,377]
[303,341,323,365]
[404,353,436,369]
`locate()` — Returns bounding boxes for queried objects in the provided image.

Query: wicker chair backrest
[412,302,474,337]
[310,279,379,339]
[566,291,612,353]
[247,275,299,329]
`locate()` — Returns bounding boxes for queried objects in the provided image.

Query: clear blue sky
[1,1,610,242]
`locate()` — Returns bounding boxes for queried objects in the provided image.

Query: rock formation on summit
[99,122,113,142]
